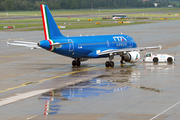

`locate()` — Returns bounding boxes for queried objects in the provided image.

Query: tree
[5,0,14,11]
[0,0,177,11]
[70,0,79,9]
[26,1,34,10]
[0,1,5,11]
[172,3,177,7]
[60,0,66,9]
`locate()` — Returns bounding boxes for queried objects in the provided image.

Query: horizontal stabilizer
[7,41,41,49]
[13,41,37,44]
[50,42,71,48]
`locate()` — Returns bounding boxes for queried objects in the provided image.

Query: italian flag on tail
[40,4,64,51]
[40,4,50,40]
[40,4,54,51]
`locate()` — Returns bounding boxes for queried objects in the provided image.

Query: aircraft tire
[110,61,114,67]
[72,60,76,66]
[105,61,110,67]
[120,60,124,64]
[76,61,81,66]
[167,57,173,64]
[153,57,158,63]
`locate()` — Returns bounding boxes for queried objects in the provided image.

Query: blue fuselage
[39,34,137,59]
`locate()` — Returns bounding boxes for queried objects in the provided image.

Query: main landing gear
[105,54,114,68]
[120,59,124,64]
[72,59,81,66]
[105,55,125,68]
[105,61,114,67]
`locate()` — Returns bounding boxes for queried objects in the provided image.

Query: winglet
[6,42,10,46]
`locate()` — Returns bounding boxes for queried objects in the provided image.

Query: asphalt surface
[0,20,180,120]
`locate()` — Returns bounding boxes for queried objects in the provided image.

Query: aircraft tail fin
[40,4,64,40]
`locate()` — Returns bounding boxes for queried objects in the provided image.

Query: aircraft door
[68,39,74,51]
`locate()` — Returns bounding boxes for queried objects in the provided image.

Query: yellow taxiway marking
[38,67,95,83]
[0,62,137,93]
[0,66,95,93]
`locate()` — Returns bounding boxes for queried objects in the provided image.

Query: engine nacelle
[122,52,140,63]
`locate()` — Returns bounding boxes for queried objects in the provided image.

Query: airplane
[7,4,162,68]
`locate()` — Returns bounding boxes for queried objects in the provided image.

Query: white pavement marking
[0,88,53,107]
[150,100,180,120]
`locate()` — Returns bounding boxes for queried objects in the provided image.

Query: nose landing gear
[72,59,81,67]
[105,54,115,68]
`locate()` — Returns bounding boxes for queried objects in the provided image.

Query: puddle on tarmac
[39,78,130,115]
[98,69,140,83]
[143,63,174,72]
[39,68,163,115]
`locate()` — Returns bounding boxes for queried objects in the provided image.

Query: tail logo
[47,39,55,51]
[40,4,56,51]
[41,4,50,40]
[40,4,64,41]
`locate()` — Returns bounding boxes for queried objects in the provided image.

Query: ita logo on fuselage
[113,36,127,42]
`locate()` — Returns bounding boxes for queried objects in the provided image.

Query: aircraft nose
[38,40,51,50]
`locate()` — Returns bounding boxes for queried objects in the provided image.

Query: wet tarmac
[0,20,180,120]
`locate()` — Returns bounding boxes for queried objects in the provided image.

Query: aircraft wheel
[153,57,158,63]
[167,57,173,64]
[105,61,110,67]
[120,60,124,64]
[110,61,114,67]
[72,60,76,66]
[76,61,81,66]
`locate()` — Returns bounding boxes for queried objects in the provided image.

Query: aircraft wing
[7,41,41,50]
[98,45,162,55]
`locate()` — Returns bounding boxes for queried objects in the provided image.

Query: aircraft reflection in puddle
[99,69,162,93]
[143,63,174,72]
[98,69,140,83]
[40,78,130,115]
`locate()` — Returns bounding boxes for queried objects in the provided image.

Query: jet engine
[122,52,140,63]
